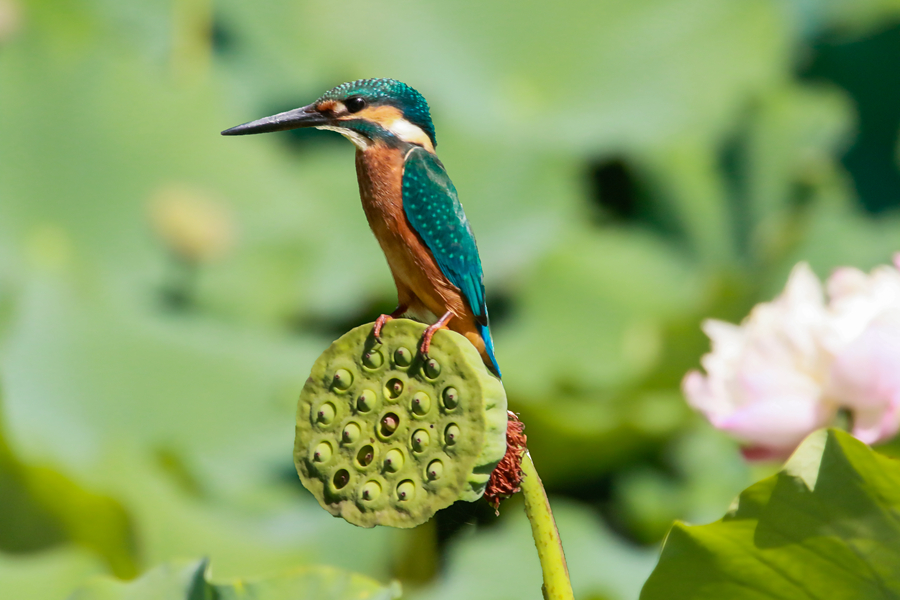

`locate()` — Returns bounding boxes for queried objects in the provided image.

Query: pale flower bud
[686,257,900,460]
[149,185,235,263]
[683,263,836,459]
[824,256,900,444]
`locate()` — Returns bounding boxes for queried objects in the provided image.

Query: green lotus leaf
[641,429,900,599]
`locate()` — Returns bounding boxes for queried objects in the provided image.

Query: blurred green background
[3,0,900,597]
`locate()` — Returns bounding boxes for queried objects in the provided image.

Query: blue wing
[401,147,500,376]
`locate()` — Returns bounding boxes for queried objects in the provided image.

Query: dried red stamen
[484,411,526,514]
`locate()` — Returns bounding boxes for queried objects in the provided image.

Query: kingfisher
[222,79,501,377]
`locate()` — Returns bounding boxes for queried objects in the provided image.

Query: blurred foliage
[3,0,900,597]
[68,558,401,600]
[641,429,900,599]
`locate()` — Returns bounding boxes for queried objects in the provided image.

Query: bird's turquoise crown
[319,78,437,147]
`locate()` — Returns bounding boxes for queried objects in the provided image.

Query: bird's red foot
[373,314,393,343]
[419,311,454,358]
[373,305,409,343]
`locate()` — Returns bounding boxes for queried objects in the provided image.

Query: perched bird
[222,79,501,377]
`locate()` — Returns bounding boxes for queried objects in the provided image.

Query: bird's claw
[373,314,393,343]
[418,337,432,360]
[419,312,452,358]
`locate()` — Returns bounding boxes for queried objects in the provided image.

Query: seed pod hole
[356,444,375,467]
[361,480,382,501]
[442,387,459,411]
[411,428,430,452]
[424,358,441,379]
[362,350,384,370]
[332,369,353,391]
[397,480,415,502]
[342,422,361,444]
[426,459,444,481]
[384,448,404,473]
[312,441,333,464]
[356,389,377,413]
[333,469,350,490]
[411,391,431,416]
[394,347,413,367]
[380,413,400,437]
[445,423,460,446]
[385,378,404,400]
[315,402,336,425]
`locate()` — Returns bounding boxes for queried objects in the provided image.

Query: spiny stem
[520,450,574,600]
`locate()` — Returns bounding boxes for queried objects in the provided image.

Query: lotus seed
[445,424,460,446]
[394,347,412,367]
[411,429,430,452]
[442,387,459,410]
[397,480,415,501]
[362,350,384,369]
[333,369,353,390]
[384,448,404,472]
[361,480,382,501]
[312,441,333,463]
[426,459,444,480]
[356,389,377,413]
[333,469,350,490]
[424,358,441,379]
[411,391,431,416]
[386,378,404,400]
[357,444,375,467]
[380,413,400,437]
[342,422,361,444]
[316,402,336,425]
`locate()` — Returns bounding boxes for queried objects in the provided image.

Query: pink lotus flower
[684,257,900,460]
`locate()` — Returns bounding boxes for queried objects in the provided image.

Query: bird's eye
[344,96,367,113]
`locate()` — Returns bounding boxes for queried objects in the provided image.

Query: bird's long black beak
[221,103,329,136]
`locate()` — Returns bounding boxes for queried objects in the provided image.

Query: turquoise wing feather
[401,147,486,324]
[401,147,501,376]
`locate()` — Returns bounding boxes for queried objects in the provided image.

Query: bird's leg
[373,304,408,342]
[419,311,454,358]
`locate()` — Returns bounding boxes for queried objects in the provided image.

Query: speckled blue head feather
[318,78,437,147]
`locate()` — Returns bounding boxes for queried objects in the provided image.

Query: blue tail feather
[478,323,501,378]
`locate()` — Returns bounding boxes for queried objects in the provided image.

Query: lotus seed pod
[316,402,336,425]
[385,378,404,401]
[411,429,430,452]
[362,350,384,370]
[445,424,460,446]
[313,441,333,464]
[423,358,441,379]
[427,459,443,480]
[384,448,405,472]
[342,422,361,444]
[411,392,431,416]
[356,389,378,413]
[333,369,353,391]
[356,444,376,468]
[396,480,415,501]
[442,387,459,410]
[332,469,350,490]
[361,480,382,501]
[394,347,413,367]
[379,412,400,438]
[295,318,508,528]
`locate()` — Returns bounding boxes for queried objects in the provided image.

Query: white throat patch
[316,125,371,150]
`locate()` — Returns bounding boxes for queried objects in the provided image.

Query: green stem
[520,450,574,600]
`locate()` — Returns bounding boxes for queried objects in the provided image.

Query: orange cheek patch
[316,100,339,113]
[338,105,434,151]
[341,105,405,125]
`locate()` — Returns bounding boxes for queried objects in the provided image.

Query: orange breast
[354,144,468,322]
